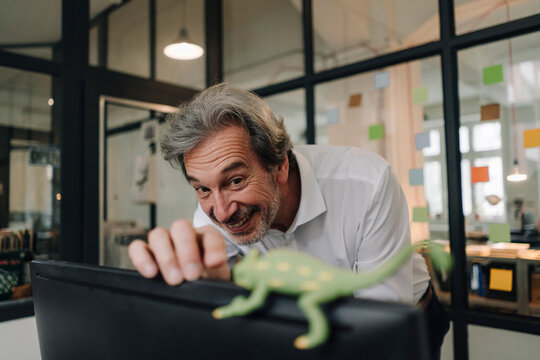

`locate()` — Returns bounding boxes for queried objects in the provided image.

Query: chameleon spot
[269,278,285,287]
[256,261,270,270]
[297,266,311,276]
[277,262,291,271]
[317,272,332,282]
[212,309,222,319]
[300,281,320,291]
[294,336,310,349]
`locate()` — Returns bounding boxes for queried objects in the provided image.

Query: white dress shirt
[193,145,431,304]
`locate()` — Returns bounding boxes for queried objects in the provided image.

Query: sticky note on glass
[480,103,500,121]
[348,93,362,107]
[412,86,428,104]
[326,108,339,124]
[471,166,489,184]
[412,207,429,222]
[488,223,510,243]
[415,132,430,150]
[369,124,384,140]
[409,168,424,186]
[374,71,389,89]
[483,64,503,85]
[489,268,513,292]
[523,128,540,148]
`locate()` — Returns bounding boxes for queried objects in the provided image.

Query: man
[128,83,449,359]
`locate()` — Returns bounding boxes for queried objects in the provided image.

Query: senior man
[128,83,449,359]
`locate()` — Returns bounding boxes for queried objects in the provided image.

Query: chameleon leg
[213,283,269,319]
[294,293,329,350]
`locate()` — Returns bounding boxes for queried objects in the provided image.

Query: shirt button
[285,234,293,246]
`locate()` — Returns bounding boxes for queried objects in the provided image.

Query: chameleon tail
[422,241,453,273]
[352,241,453,290]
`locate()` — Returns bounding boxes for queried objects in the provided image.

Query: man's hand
[128,220,230,285]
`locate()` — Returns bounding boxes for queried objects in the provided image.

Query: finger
[202,262,231,281]
[148,227,184,285]
[128,239,158,278]
[197,225,228,269]
[170,220,204,281]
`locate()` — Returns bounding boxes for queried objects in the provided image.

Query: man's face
[184,126,282,245]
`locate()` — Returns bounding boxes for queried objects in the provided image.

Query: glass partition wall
[0,67,59,303]
[99,98,196,269]
[1,0,539,358]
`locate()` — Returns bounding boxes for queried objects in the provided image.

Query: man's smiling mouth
[227,212,252,229]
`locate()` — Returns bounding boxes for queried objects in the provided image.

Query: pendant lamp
[504,4,527,183]
[163,0,204,60]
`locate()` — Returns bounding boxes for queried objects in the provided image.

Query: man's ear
[275,156,289,185]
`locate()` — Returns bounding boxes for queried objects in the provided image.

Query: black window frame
[0,1,539,359]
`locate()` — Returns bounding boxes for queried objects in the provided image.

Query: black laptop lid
[31,260,429,360]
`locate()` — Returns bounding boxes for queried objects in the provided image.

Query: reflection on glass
[424,161,443,215]
[316,56,445,240]
[0,0,61,60]
[473,157,505,218]
[459,32,540,318]
[108,0,150,78]
[156,0,205,89]
[0,66,58,303]
[104,104,155,269]
[473,122,501,151]
[422,130,441,157]
[455,0,540,35]
[315,56,450,304]
[264,90,306,145]
[223,0,304,89]
[313,0,439,72]
[462,159,472,216]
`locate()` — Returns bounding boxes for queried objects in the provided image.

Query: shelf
[529,303,540,316]
[438,291,518,311]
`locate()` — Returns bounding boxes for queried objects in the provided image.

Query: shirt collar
[269,148,327,235]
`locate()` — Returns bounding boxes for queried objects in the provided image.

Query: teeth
[228,213,251,229]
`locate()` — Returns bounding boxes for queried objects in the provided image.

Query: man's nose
[213,192,237,223]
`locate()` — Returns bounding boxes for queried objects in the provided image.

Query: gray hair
[160,83,295,177]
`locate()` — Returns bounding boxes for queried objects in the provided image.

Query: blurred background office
[1,1,540,359]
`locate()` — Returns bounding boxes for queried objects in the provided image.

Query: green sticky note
[488,223,510,243]
[412,86,429,104]
[483,64,503,85]
[412,207,429,222]
[369,124,384,140]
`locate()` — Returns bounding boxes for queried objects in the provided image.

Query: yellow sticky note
[489,268,513,292]
[523,128,540,148]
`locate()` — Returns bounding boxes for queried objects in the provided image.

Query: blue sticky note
[409,168,424,186]
[415,132,431,150]
[326,108,339,124]
[374,71,389,89]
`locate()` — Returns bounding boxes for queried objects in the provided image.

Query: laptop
[31,260,429,360]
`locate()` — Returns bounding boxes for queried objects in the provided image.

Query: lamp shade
[506,159,528,182]
[164,28,204,60]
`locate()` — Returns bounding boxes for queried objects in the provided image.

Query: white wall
[0,316,41,360]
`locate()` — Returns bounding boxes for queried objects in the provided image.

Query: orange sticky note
[471,166,489,184]
[348,93,362,107]
[480,103,500,121]
[523,128,540,148]
[489,268,513,292]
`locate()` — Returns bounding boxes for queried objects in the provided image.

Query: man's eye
[196,187,210,194]
[230,177,244,186]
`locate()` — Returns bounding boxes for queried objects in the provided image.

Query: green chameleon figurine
[212,241,451,350]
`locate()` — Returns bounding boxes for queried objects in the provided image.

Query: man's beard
[210,177,280,245]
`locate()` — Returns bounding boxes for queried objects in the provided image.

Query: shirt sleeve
[353,165,414,303]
